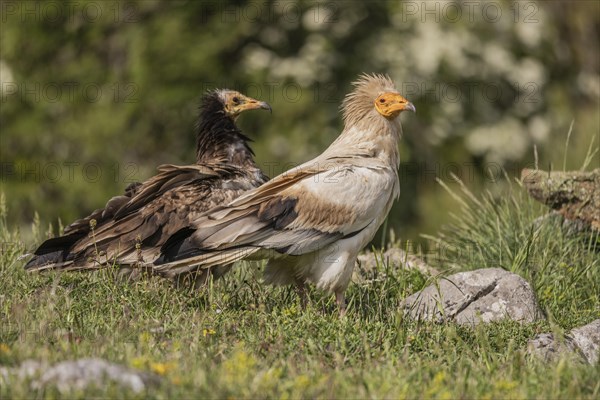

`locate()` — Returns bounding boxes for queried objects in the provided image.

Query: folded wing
[155,157,397,276]
[25,163,259,271]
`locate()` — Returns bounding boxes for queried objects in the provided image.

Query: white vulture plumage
[154,74,415,313]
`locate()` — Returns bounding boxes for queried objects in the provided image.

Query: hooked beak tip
[259,101,272,114]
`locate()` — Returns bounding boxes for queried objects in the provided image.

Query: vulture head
[341,74,415,130]
[195,89,271,166]
[214,89,272,120]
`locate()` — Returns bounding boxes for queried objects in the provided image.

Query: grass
[1,174,599,398]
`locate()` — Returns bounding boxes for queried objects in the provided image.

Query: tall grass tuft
[422,172,599,329]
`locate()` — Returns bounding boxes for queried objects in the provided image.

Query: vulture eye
[232,96,240,104]
[379,98,386,103]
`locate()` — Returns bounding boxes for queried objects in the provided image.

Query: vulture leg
[295,280,308,309]
[117,265,152,282]
[173,270,207,290]
[173,264,235,291]
[335,291,346,316]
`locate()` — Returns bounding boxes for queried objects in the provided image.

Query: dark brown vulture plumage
[24,89,271,285]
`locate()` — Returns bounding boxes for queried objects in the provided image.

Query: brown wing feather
[68,164,259,269]
[155,162,365,273]
[63,182,143,235]
[112,165,222,219]
[26,163,264,271]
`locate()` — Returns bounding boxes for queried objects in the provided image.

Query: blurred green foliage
[1,0,598,244]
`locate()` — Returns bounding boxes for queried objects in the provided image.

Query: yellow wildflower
[150,362,176,375]
[0,343,10,354]
[203,328,216,337]
[131,357,146,369]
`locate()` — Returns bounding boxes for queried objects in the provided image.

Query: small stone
[570,319,600,364]
[401,268,544,326]
[528,319,600,364]
[527,333,580,362]
[2,358,161,393]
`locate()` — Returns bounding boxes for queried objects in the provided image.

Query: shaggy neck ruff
[194,91,258,169]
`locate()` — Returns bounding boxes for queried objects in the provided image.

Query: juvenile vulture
[25,89,271,285]
[154,74,415,312]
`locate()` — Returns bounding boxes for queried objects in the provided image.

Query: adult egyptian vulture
[24,89,271,286]
[154,74,415,312]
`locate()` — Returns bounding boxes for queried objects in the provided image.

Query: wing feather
[26,163,262,271]
[156,159,394,271]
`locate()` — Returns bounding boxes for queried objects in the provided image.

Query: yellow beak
[235,97,272,114]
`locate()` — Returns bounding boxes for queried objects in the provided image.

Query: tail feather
[158,227,198,261]
[154,246,259,278]
[24,233,84,270]
[26,259,76,271]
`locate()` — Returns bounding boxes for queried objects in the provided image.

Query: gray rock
[1,358,160,393]
[3,359,44,380]
[528,319,600,364]
[570,319,600,364]
[401,268,544,325]
[526,333,581,362]
[0,360,45,387]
